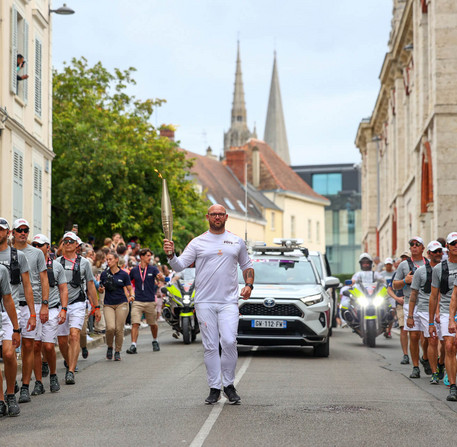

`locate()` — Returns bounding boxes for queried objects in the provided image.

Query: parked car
[237,239,339,357]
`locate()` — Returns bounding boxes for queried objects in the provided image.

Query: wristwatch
[42,300,49,305]
[245,283,254,290]
[13,328,21,334]
[61,307,67,311]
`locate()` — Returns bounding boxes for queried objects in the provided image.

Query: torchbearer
[163,203,254,405]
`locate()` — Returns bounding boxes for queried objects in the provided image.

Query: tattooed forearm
[243,268,254,284]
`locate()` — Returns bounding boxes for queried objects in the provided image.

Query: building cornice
[262,189,330,207]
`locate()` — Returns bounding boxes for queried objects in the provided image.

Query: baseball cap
[384,257,393,265]
[0,217,10,230]
[13,218,30,229]
[446,232,457,244]
[76,236,83,246]
[409,236,424,246]
[427,240,443,252]
[32,234,50,245]
[400,251,410,258]
[62,231,78,241]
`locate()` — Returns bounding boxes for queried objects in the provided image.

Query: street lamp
[49,3,75,15]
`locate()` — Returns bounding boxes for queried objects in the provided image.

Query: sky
[52,0,392,166]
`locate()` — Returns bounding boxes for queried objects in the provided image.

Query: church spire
[264,51,290,165]
[224,41,252,156]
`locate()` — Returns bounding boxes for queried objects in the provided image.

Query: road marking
[189,347,257,447]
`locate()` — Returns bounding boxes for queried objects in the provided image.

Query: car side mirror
[324,276,340,290]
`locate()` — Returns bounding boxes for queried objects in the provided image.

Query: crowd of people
[339,233,457,402]
[0,218,169,417]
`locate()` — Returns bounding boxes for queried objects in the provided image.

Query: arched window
[421,141,433,213]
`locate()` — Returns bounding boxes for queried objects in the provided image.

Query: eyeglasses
[409,242,422,247]
[32,243,46,248]
[14,228,29,234]
[63,239,76,245]
[449,241,457,246]
[208,213,226,218]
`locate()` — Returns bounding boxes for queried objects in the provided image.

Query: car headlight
[373,294,385,307]
[300,294,323,306]
[357,296,369,307]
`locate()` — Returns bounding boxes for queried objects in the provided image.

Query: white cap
[384,257,393,265]
[13,218,30,229]
[400,251,410,258]
[32,234,50,245]
[359,252,373,262]
[427,240,443,252]
[76,236,83,246]
[446,232,457,244]
[0,217,10,230]
[62,231,78,241]
[409,236,424,246]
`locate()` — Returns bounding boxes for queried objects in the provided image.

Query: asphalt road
[3,325,457,447]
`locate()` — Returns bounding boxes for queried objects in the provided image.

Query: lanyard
[63,256,77,270]
[412,257,427,270]
[139,266,148,291]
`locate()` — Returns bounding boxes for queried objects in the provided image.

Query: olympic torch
[161,178,173,255]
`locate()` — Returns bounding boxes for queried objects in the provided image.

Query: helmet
[358,252,373,271]
[358,252,373,262]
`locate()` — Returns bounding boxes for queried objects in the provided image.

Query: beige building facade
[0,0,54,236]
[356,0,457,258]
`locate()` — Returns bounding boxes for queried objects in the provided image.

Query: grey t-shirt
[410,265,431,313]
[431,261,457,314]
[381,270,395,281]
[57,256,94,305]
[0,264,12,297]
[18,245,47,304]
[48,260,67,308]
[395,259,427,304]
[0,246,30,306]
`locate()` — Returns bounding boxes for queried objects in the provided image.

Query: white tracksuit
[169,230,252,388]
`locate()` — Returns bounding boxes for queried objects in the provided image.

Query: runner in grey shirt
[17,245,47,304]
[394,257,427,304]
[0,246,30,306]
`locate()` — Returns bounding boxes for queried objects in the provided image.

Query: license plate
[251,320,287,328]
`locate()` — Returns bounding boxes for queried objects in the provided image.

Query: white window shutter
[23,20,29,103]
[34,38,42,117]
[11,5,18,94]
[13,151,24,220]
[33,164,43,233]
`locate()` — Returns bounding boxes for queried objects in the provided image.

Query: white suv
[237,240,339,357]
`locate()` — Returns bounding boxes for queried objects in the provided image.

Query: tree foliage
[52,57,208,249]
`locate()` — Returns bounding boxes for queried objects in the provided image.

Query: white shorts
[439,314,456,338]
[57,301,85,336]
[36,307,60,343]
[403,303,420,332]
[417,311,443,340]
[20,303,42,340]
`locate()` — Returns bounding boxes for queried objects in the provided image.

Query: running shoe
[420,357,432,375]
[437,363,445,380]
[50,375,60,393]
[447,385,457,401]
[106,347,113,360]
[6,394,20,417]
[223,384,241,405]
[384,331,392,339]
[18,386,31,403]
[152,341,160,352]
[430,373,439,385]
[114,351,121,361]
[42,361,49,378]
[0,401,7,417]
[31,381,45,396]
[400,354,410,365]
[81,347,89,359]
[126,344,137,354]
[444,373,450,386]
[409,366,421,379]
[65,371,75,385]
[205,388,221,405]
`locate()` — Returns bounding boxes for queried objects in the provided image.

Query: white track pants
[195,302,239,389]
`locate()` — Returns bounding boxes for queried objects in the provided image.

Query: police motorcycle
[341,253,394,348]
[161,268,199,344]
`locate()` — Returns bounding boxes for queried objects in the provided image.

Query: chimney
[252,146,260,188]
[225,150,246,184]
[159,125,175,141]
[206,146,218,160]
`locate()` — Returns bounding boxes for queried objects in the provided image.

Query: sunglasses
[430,249,443,254]
[32,243,46,248]
[15,228,29,234]
[409,242,422,247]
[449,241,457,247]
[63,239,76,245]
[208,213,226,218]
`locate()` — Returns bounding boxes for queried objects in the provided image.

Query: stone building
[355,0,457,258]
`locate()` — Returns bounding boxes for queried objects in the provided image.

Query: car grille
[239,303,302,317]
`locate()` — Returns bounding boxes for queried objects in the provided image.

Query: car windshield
[174,268,195,281]
[308,254,323,277]
[239,259,317,285]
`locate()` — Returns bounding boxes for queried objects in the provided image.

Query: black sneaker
[430,373,439,385]
[6,394,20,417]
[42,362,49,378]
[205,388,221,405]
[447,385,457,401]
[420,357,432,375]
[3,381,19,402]
[410,366,421,379]
[437,363,445,380]
[126,344,137,354]
[152,341,160,352]
[65,371,75,385]
[81,347,89,359]
[114,351,121,361]
[223,384,241,405]
[106,347,113,360]
[18,386,31,403]
[400,354,410,365]
[50,375,60,393]
[31,381,45,396]
[0,401,7,417]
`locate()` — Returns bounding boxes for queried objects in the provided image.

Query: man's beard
[209,221,225,232]
[0,234,7,246]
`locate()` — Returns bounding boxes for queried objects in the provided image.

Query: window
[316,221,320,242]
[312,173,342,195]
[34,37,42,118]
[291,215,296,238]
[11,5,29,102]
[207,194,217,205]
[308,219,312,241]
[33,164,43,234]
[237,200,246,213]
[224,197,235,210]
[13,150,24,220]
[271,211,275,231]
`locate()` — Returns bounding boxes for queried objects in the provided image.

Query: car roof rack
[251,244,309,257]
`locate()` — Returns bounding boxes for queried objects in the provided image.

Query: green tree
[52,57,208,249]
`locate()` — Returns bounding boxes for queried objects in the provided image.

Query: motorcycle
[342,280,394,348]
[161,268,199,344]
